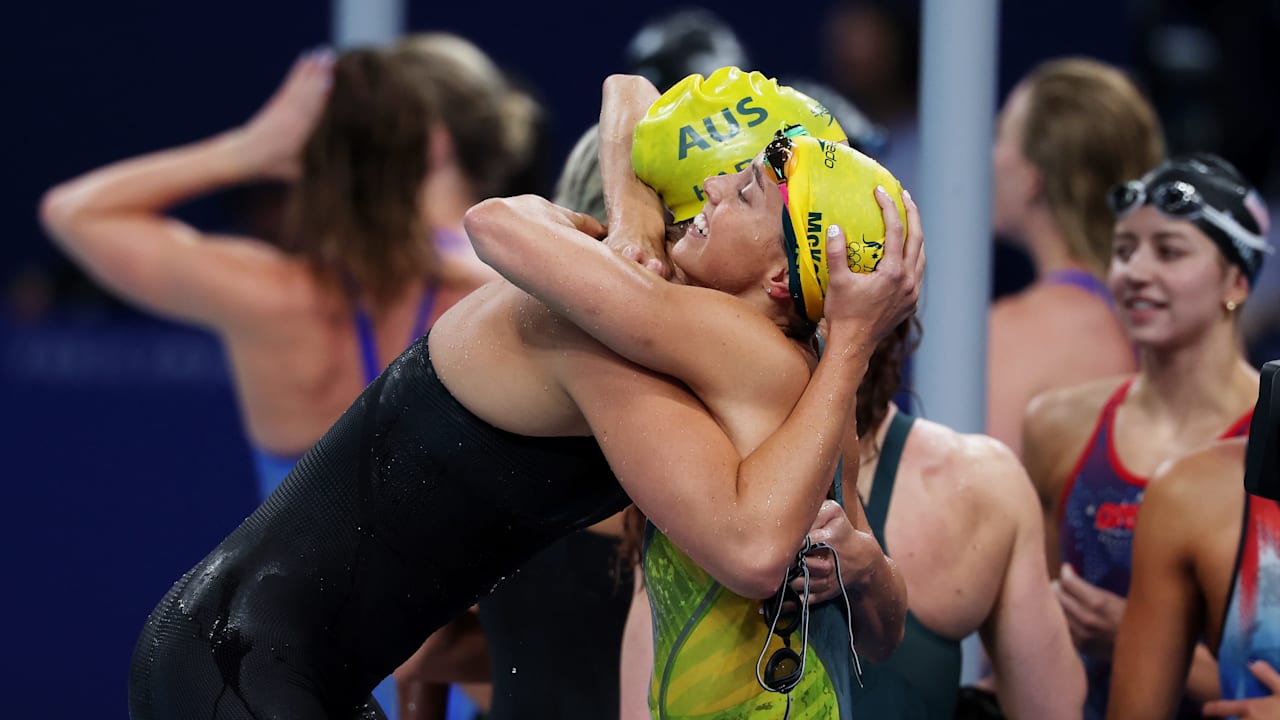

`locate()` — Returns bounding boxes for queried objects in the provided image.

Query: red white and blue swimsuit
[1058,378,1252,719]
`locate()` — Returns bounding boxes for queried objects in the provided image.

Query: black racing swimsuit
[128,333,627,719]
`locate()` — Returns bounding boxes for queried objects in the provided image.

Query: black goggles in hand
[755,536,865,718]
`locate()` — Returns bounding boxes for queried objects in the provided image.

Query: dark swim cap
[1109,153,1273,284]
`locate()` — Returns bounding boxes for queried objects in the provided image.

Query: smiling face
[1109,205,1248,349]
[670,153,788,294]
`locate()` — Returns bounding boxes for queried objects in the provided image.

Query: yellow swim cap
[772,131,906,323]
[632,67,847,222]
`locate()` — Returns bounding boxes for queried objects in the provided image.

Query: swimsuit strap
[347,275,440,385]
[865,411,915,551]
[1045,268,1114,307]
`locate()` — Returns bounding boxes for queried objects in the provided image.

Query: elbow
[462,197,512,268]
[39,183,81,247]
[719,542,797,601]
[856,617,905,664]
[853,565,908,663]
[602,73,636,94]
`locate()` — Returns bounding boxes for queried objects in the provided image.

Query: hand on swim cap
[632,67,847,222]
[779,136,908,323]
[821,185,922,347]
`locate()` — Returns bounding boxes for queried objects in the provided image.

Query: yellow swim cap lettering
[806,212,824,266]
[702,109,742,143]
[733,158,752,172]
[633,67,850,222]
[736,96,768,128]
[806,212,823,236]
[678,125,713,160]
[820,139,839,168]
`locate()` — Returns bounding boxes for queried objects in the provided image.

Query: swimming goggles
[1107,179,1272,256]
[763,124,810,186]
[756,536,863,718]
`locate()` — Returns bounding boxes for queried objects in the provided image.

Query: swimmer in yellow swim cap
[633,67,907,325]
[765,126,907,323]
[632,66,850,223]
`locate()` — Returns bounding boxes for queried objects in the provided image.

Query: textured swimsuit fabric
[129,333,627,719]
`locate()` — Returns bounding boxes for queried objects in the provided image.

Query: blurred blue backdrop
[4,0,1265,716]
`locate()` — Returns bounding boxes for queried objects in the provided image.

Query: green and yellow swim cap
[772,131,906,323]
[632,66,847,222]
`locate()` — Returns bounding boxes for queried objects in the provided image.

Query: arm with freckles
[467,189,921,407]
[977,444,1085,720]
[563,262,874,597]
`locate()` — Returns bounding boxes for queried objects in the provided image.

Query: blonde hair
[395,33,542,199]
[1020,58,1165,274]
[554,125,606,223]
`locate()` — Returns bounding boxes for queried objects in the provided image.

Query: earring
[1225,300,1239,312]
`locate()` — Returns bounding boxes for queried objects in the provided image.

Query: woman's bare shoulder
[908,419,1025,497]
[1025,375,1128,441]
[1021,375,1130,495]
[993,283,1118,337]
[1149,438,1248,500]
[1143,439,1248,546]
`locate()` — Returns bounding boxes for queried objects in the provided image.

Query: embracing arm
[560,213,922,597]
[574,298,874,597]
[39,53,331,328]
[598,74,669,274]
[1106,464,1205,719]
[468,185,922,404]
[980,449,1085,720]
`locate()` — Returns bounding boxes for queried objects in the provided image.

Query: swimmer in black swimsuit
[127,73,924,719]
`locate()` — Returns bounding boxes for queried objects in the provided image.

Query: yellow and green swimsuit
[642,523,858,719]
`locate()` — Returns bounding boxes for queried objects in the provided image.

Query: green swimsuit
[847,411,962,719]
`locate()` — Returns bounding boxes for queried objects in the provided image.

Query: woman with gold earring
[1022,153,1271,720]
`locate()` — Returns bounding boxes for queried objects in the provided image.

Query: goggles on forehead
[1107,179,1272,257]
[763,124,811,186]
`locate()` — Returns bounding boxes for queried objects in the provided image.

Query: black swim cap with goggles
[1107,153,1273,284]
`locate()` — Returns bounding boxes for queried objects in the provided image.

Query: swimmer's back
[988,285,1134,455]
[130,329,626,719]
[217,249,480,453]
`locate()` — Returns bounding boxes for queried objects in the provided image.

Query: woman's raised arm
[39,52,332,328]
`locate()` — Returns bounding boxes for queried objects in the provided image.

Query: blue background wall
[4,1,1131,716]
